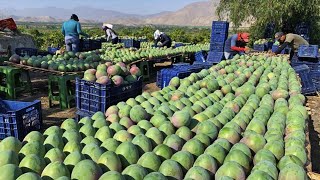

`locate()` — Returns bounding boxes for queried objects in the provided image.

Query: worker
[273,32,309,58]
[103,24,118,44]
[154,30,172,48]
[61,14,89,53]
[224,32,250,59]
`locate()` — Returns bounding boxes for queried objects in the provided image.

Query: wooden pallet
[4,61,83,76]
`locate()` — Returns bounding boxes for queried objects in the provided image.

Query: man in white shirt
[103,24,118,44]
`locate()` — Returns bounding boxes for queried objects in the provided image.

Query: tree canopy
[216,0,320,44]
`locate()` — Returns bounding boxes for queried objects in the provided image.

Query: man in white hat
[154,30,172,48]
[102,23,118,44]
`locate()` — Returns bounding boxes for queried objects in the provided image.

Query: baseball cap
[275,32,284,40]
[240,33,250,43]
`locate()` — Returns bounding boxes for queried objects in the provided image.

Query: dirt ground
[307,96,320,173]
[9,69,320,175]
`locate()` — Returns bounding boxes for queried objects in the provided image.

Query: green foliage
[18,23,211,50]
[217,0,320,44]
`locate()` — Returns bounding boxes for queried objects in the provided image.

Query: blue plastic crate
[15,48,38,57]
[79,39,91,51]
[75,110,93,121]
[76,78,110,115]
[76,77,143,114]
[48,47,60,54]
[207,51,224,64]
[174,43,185,48]
[211,21,229,34]
[195,51,206,62]
[0,99,42,140]
[121,39,141,48]
[298,45,319,58]
[272,45,291,54]
[298,71,317,95]
[109,77,143,104]
[293,64,310,74]
[253,44,266,52]
[310,72,320,91]
[211,34,228,43]
[265,42,274,50]
[210,42,224,52]
[90,40,102,50]
[193,62,212,69]
[157,68,192,89]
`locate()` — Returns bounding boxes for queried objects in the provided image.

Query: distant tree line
[18,23,211,50]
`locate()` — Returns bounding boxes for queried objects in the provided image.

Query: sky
[2,0,208,15]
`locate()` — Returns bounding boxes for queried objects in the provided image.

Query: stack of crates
[207,21,229,64]
[291,45,320,94]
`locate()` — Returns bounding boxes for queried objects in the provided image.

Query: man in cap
[154,30,172,48]
[102,24,118,44]
[61,14,89,52]
[224,32,250,59]
[273,32,309,56]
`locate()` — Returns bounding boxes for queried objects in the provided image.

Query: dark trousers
[112,37,119,44]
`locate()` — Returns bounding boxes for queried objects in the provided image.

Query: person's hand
[244,47,250,53]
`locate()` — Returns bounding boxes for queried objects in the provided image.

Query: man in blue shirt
[224,33,250,59]
[61,14,89,52]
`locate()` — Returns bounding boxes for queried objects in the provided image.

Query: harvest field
[1,0,320,179]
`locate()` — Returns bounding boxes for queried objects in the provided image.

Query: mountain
[144,1,219,26]
[0,1,220,26]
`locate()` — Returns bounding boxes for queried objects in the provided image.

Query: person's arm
[61,23,65,36]
[230,35,245,52]
[106,29,111,42]
[275,35,293,54]
[76,22,88,37]
[159,34,170,47]
[154,38,159,47]
[274,42,289,54]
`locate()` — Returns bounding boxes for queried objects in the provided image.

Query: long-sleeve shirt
[61,19,88,39]
[106,29,118,41]
[154,33,172,47]
[224,34,247,54]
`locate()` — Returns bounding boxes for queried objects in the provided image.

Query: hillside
[0,1,221,26]
[144,1,219,26]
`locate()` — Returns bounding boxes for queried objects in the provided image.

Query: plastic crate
[211,34,228,43]
[310,72,320,91]
[79,39,91,51]
[253,44,266,52]
[76,77,143,114]
[265,42,274,50]
[0,99,42,140]
[298,45,319,58]
[210,42,224,52]
[298,71,317,95]
[174,43,185,48]
[193,62,212,69]
[211,21,229,34]
[109,77,143,104]
[90,40,102,50]
[206,51,224,64]
[48,47,60,54]
[15,48,38,57]
[293,64,310,74]
[272,45,291,54]
[121,39,141,48]
[75,110,93,121]
[157,69,192,89]
[194,51,206,62]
